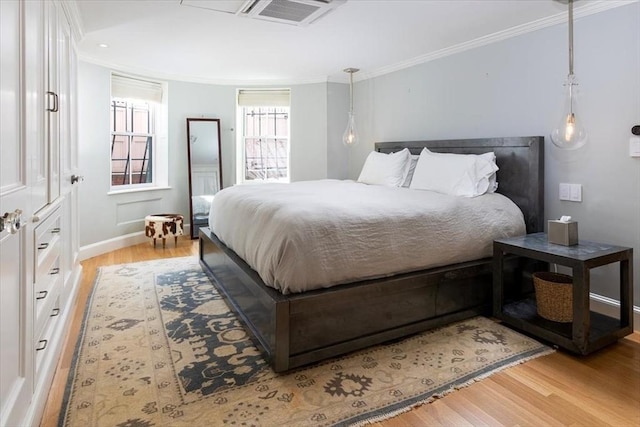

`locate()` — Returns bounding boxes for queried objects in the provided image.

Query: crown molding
[59,0,85,42]
[358,0,638,82]
[77,53,330,86]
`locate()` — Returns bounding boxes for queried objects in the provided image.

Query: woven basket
[533,271,573,322]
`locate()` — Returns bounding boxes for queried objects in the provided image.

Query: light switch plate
[559,183,582,202]
[569,183,582,202]
[559,183,571,201]
[630,136,640,157]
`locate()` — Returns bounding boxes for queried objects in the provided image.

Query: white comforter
[209,180,525,294]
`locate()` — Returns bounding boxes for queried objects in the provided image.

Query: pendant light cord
[349,71,354,114]
[343,68,359,114]
[568,0,574,76]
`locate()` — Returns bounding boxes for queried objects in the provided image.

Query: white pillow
[357,148,412,187]
[409,148,498,197]
[479,152,499,193]
[401,155,420,187]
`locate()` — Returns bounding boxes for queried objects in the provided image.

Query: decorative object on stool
[533,271,573,322]
[144,213,184,248]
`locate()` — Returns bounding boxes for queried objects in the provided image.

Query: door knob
[1,209,23,234]
[71,174,84,184]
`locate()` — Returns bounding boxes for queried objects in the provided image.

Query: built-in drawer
[34,208,63,340]
[35,297,62,381]
[34,208,61,269]
[35,239,61,291]
[34,269,62,340]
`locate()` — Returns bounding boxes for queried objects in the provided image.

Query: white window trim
[109,72,168,193]
[236,88,291,185]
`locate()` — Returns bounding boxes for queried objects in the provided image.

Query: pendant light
[342,67,360,146]
[551,0,587,149]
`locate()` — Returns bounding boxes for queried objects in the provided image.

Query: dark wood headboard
[375,136,544,233]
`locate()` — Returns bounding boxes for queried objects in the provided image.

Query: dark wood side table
[493,232,633,354]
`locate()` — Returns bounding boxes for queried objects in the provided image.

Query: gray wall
[327,82,350,179]
[348,3,640,305]
[78,63,331,246]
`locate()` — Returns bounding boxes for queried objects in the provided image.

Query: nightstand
[493,232,633,355]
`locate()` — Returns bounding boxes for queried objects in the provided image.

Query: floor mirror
[186,118,222,239]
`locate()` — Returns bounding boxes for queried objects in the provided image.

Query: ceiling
[72,0,628,84]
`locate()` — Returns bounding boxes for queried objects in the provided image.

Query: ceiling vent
[237,0,346,26]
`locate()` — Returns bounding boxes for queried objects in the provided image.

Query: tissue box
[548,220,578,246]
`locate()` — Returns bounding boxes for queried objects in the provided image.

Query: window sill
[108,186,172,196]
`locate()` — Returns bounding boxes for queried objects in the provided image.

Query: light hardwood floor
[42,238,640,426]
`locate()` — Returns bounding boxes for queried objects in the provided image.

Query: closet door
[56,4,76,300]
[0,1,34,425]
[45,0,60,203]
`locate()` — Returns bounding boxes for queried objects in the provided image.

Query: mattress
[209,179,525,294]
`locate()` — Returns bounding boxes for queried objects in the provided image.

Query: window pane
[245,138,263,180]
[242,106,289,182]
[111,134,130,185]
[110,97,155,188]
[132,103,150,133]
[111,100,128,132]
[275,108,288,136]
[275,139,288,178]
[131,136,152,183]
[111,135,129,165]
[244,109,261,137]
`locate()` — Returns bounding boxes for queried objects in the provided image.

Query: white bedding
[209,179,525,294]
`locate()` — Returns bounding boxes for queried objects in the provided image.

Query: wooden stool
[144,214,184,248]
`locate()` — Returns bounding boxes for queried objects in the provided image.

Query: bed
[199,136,544,372]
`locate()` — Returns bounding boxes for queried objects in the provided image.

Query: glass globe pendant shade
[550,74,587,150]
[342,67,360,147]
[342,112,358,146]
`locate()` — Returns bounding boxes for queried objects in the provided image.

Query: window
[110,99,154,186]
[237,89,290,183]
[110,73,166,191]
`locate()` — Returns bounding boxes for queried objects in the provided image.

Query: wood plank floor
[41,238,640,426]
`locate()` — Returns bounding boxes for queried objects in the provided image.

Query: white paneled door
[0,2,34,426]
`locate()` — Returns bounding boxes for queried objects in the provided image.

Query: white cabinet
[0,1,81,426]
[1,2,35,425]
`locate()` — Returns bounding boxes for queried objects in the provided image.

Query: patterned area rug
[59,256,553,427]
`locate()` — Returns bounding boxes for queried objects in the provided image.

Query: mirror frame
[186,118,222,239]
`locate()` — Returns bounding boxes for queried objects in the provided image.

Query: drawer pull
[36,290,48,300]
[36,340,48,351]
[38,242,49,250]
[49,267,60,275]
[51,227,61,234]
[50,308,60,317]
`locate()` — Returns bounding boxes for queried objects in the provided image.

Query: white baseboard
[79,231,149,261]
[79,225,192,261]
[590,293,640,333]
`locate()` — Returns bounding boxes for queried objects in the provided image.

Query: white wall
[348,3,640,305]
[78,64,332,247]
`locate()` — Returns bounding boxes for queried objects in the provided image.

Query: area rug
[59,256,553,427]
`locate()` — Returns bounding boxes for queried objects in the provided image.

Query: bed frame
[199,136,544,372]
